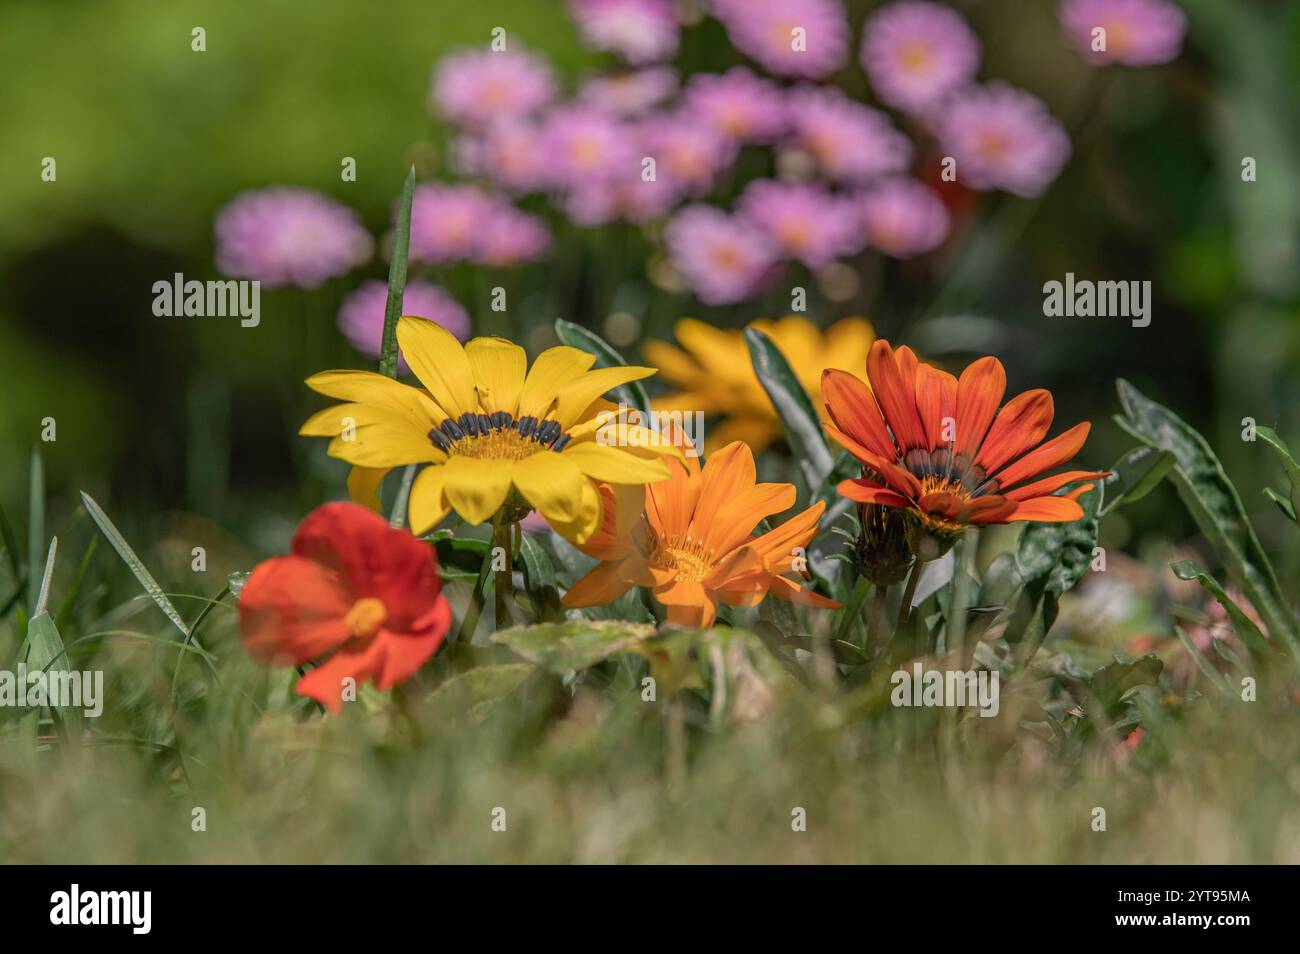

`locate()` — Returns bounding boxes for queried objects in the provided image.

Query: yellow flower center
[345,597,388,639]
[649,533,718,582]
[429,412,571,459]
[899,41,932,73]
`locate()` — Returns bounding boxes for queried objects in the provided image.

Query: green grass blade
[79,491,190,639]
[23,611,82,742]
[26,448,44,618]
[378,165,415,380]
[33,536,56,617]
[55,536,97,632]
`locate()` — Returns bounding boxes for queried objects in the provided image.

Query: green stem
[833,576,872,646]
[867,584,889,650]
[897,559,924,635]
[457,534,494,644]
[945,529,978,661]
[492,518,515,630]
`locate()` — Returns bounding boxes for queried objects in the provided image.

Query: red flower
[238,502,451,712]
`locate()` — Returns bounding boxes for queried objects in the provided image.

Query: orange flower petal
[867,340,927,452]
[824,424,923,498]
[1002,468,1109,502]
[562,558,636,607]
[836,479,912,508]
[821,369,897,459]
[974,388,1055,475]
[991,422,1091,490]
[954,356,1006,458]
[1006,496,1085,522]
[916,363,958,451]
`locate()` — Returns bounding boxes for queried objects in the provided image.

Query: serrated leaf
[554,318,650,416]
[1115,379,1300,659]
[492,619,653,674]
[744,327,833,494]
[80,491,190,639]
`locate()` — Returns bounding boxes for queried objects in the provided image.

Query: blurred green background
[1,0,1297,573]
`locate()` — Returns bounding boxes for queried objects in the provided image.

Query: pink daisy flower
[1059,0,1186,67]
[474,205,552,267]
[564,175,682,226]
[711,0,851,80]
[455,120,548,194]
[639,112,738,195]
[537,105,640,191]
[860,1,981,115]
[408,184,496,264]
[857,177,950,258]
[931,83,1071,198]
[578,67,678,117]
[664,205,780,305]
[785,85,912,184]
[735,179,863,269]
[431,48,556,127]
[682,67,788,143]
[569,0,680,64]
[215,188,373,289]
[338,280,470,374]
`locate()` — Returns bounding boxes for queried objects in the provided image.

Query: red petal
[1003,469,1110,502]
[291,502,443,628]
[836,479,911,508]
[239,555,351,665]
[916,364,958,451]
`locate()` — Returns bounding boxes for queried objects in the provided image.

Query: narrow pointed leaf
[378,165,416,380]
[554,318,650,417]
[744,327,833,493]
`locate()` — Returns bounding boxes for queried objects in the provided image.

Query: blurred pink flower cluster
[215,0,1187,323]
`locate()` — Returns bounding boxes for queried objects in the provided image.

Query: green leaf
[32,536,56,617]
[431,533,490,580]
[80,491,190,639]
[518,532,562,618]
[744,327,833,493]
[1006,483,1104,660]
[423,663,535,723]
[1115,379,1300,659]
[388,463,417,529]
[1169,560,1269,664]
[492,619,653,675]
[378,165,415,380]
[554,318,650,417]
[22,611,82,742]
[27,448,44,619]
[1174,626,1233,695]
[1257,426,1300,519]
[1100,445,1176,515]
[1263,487,1297,522]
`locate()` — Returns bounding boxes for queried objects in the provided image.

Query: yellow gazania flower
[563,434,841,628]
[300,317,680,543]
[644,315,875,454]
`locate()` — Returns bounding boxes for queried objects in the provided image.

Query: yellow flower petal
[305,370,443,426]
[511,451,588,525]
[408,465,450,534]
[396,316,477,420]
[466,337,527,415]
[326,420,442,468]
[441,455,513,525]
[551,366,657,429]
[560,442,669,484]
[347,466,389,513]
[517,345,596,420]
[544,477,603,544]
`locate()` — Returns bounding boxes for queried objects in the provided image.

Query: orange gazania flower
[563,437,840,627]
[824,341,1107,534]
[238,502,451,712]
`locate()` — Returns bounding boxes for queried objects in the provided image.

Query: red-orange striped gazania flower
[823,341,1106,538]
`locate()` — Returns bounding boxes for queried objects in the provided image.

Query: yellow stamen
[345,597,388,639]
[649,533,718,582]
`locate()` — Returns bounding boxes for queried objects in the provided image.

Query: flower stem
[492,518,515,630]
[945,529,978,660]
[867,584,889,650]
[897,559,924,635]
